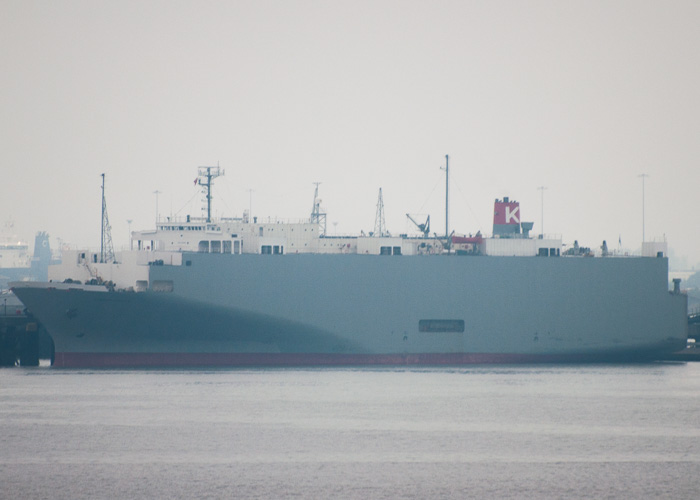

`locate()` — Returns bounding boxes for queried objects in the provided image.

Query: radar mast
[197,165,223,223]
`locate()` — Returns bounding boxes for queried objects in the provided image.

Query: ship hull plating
[12,254,688,367]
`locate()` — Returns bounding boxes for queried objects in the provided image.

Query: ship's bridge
[132,216,346,255]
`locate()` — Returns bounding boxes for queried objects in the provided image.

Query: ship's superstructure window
[261,245,283,255]
[195,240,242,254]
[419,320,465,333]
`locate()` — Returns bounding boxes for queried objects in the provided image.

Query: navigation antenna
[374,188,386,237]
[197,164,224,223]
[310,182,327,235]
[442,154,449,238]
[100,173,116,264]
[440,154,451,253]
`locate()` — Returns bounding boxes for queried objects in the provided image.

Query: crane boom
[406,214,430,237]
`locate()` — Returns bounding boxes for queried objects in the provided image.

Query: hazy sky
[2,0,699,268]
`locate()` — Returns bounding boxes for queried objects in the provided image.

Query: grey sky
[2,0,699,268]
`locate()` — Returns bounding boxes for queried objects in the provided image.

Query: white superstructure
[0,222,31,270]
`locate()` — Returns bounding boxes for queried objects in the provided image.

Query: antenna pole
[101,174,105,263]
[207,168,212,221]
[445,154,449,239]
[538,186,547,236]
[127,219,133,250]
[638,173,649,243]
[153,190,161,224]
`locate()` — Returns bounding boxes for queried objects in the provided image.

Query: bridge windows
[199,240,242,254]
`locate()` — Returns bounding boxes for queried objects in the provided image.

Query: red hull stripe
[53,351,596,368]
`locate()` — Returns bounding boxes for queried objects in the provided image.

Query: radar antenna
[310,182,327,235]
[100,173,116,264]
[374,188,386,237]
[197,164,224,223]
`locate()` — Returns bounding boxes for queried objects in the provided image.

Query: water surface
[2,364,699,498]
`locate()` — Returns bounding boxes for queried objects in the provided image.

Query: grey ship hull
[12,254,688,367]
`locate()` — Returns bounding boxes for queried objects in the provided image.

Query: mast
[374,188,386,237]
[638,173,649,243]
[197,165,223,223]
[310,182,327,235]
[100,173,115,264]
[153,190,161,223]
[538,186,547,237]
[100,174,104,262]
[445,154,449,239]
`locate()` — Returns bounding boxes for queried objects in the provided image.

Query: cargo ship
[11,165,688,367]
[0,224,53,290]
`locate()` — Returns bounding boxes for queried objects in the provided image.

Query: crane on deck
[406,214,430,237]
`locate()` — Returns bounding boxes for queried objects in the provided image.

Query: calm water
[1,363,699,499]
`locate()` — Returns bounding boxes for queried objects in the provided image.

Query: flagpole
[638,173,649,243]
[538,186,547,237]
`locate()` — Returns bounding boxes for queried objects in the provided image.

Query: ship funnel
[493,198,521,238]
[30,231,51,281]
